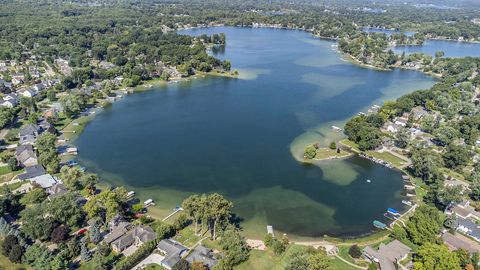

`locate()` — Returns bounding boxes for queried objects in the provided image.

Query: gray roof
[19,124,41,137]
[158,239,189,269]
[15,145,37,165]
[456,217,480,240]
[442,232,480,253]
[186,245,218,268]
[104,222,131,244]
[111,225,156,251]
[18,165,46,180]
[364,240,411,270]
[47,183,68,200]
[29,174,57,189]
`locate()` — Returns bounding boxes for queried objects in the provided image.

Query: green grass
[338,246,369,267]
[313,148,352,160]
[173,226,203,247]
[60,113,95,141]
[0,166,12,176]
[330,257,362,270]
[339,139,360,153]
[365,151,409,168]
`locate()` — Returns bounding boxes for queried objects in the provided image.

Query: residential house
[14,145,38,167]
[1,93,18,108]
[411,106,430,121]
[186,245,218,269]
[29,174,58,189]
[104,221,132,245]
[111,225,156,253]
[32,83,46,92]
[11,74,24,85]
[157,239,190,270]
[384,123,401,133]
[456,217,480,242]
[18,123,41,145]
[20,88,37,98]
[363,240,412,270]
[448,203,480,221]
[394,117,408,127]
[46,183,68,200]
[18,164,45,180]
[442,231,480,253]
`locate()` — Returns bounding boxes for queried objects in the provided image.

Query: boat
[373,220,387,229]
[331,126,342,132]
[402,200,412,206]
[366,179,371,183]
[144,199,154,206]
[127,191,135,198]
[387,208,400,215]
[404,185,415,190]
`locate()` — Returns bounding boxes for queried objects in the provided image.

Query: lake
[75,27,436,239]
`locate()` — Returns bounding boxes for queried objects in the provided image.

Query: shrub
[348,245,362,259]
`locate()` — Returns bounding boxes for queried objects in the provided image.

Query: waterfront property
[363,240,412,270]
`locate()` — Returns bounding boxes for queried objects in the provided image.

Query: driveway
[132,253,165,270]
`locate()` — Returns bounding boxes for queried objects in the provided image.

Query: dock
[267,225,274,237]
[162,207,184,222]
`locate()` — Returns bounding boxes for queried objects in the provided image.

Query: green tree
[413,243,461,270]
[348,245,362,259]
[218,226,250,268]
[395,128,409,148]
[307,251,333,270]
[406,205,443,245]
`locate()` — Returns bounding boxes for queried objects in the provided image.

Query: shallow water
[76,27,435,238]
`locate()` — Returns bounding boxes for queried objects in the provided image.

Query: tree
[51,225,70,243]
[45,193,85,228]
[348,245,362,259]
[2,235,23,263]
[207,193,232,240]
[406,205,443,245]
[435,51,445,58]
[0,107,14,129]
[80,237,91,262]
[90,220,102,244]
[20,187,47,204]
[20,205,54,240]
[173,213,189,231]
[272,239,286,255]
[182,194,203,236]
[307,251,333,270]
[443,144,470,169]
[433,126,458,146]
[191,261,208,270]
[444,215,457,230]
[60,166,84,190]
[329,142,336,150]
[264,234,274,247]
[92,249,108,270]
[218,226,250,268]
[395,128,409,148]
[437,185,463,208]
[304,145,317,159]
[413,243,461,270]
[173,259,190,270]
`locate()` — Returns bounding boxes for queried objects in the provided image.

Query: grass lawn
[173,226,203,247]
[330,257,362,270]
[338,245,369,267]
[441,168,466,181]
[313,148,352,160]
[339,139,360,153]
[0,166,12,176]
[60,114,95,141]
[365,151,409,168]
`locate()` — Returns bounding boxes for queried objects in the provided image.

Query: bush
[264,234,274,247]
[329,142,337,150]
[272,240,286,255]
[348,245,362,259]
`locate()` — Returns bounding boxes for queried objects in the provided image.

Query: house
[32,83,46,92]
[385,123,401,133]
[11,74,24,85]
[18,123,41,145]
[456,217,480,242]
[1,99,17,108]
[394,117,408,127]
[186,245,218,269]
[104,221,132,245]
[15,145,38,167]
[29,174,58,189]
[20,89,37,98]
[442,231,480,253]
[111,225,157,252]
[363,240,412,270]
[449,203,480,221]
[18,164,45,180]
[46,183,68,200]
[157,239,190,270]
[411,106,430,121]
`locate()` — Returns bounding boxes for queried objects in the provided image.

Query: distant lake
[75,27,436,239]
[392,40,480,58]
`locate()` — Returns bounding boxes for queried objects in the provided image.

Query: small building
[456,217,480,242]
[410,106,430,121]
[111,225,156,253]
[20,89,37,98]
[46,183,68,200]
[448,204,480,221]
[18,164,46,180]
[157,239,190,270]
[393,118,408,127]
[363,240,411,270]
[18,123,41,145]
[15,145,38,167]
[29,174,58,189]
[186,245,218,269]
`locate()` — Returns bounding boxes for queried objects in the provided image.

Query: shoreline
[70,26,423,242]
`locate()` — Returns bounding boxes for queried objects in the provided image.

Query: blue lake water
[75,27,436,238]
